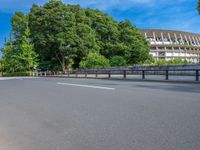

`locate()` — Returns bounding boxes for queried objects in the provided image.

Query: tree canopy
[110,56,126,67]
[1,12,38,72]
[79,52,110,69]
[28,0,149,71]
[1,0,150,72]
[198,0,200,14]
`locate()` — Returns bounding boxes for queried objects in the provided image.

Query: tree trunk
[61,57,66,73]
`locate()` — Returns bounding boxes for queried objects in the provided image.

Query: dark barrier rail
[38,68,200,82]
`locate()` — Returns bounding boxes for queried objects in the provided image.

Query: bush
[79,52,110,69]
[155,58,192,66]
[3,72,30,77]
[166,58,191,65]
[110,56,126,67]
[156,60,167,66]
[145,54,155,64]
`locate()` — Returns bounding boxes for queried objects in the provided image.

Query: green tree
[11,12,28,39]
[85,8,120,58]
[156,59,167,66]
[29,1,98,71]
[85,9,149,65]
[1,38,20,72]
[145,54,155,64]
[17,27,38,71]
[73,23,99,68]
[1,12,38,73]
[110,56,126,67]
[167,58,191,65]
[118,20,149,64]
[27,1,149,69]
[198,0,200,14]
[79,52,110,69]
[155,58,191,66]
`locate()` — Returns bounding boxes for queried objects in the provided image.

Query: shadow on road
[134,84,200,93]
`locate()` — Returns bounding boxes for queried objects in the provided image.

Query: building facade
[141,29,200,63]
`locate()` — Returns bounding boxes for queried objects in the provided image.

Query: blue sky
[0,0,200,49]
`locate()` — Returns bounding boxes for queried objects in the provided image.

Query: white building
[140,29,200,63]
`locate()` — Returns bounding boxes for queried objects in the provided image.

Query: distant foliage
[1,39,20,72]
[1,0,149,73]
[145,54,155,64]
[155,59,192,66]
[3,72,30,77]
[1,12,38,73]
[110,56,127,67]
[198,0,200,14]
[79,52,110,69]
[17,27,38,71]
[28,1,149,70]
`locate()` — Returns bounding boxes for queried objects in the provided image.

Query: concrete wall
[129,64,200,70]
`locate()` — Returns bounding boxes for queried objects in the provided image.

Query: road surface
[0,77,200,150]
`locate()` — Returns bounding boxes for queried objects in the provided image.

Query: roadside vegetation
[0,0,149,73]
[3,72,30,77]
[0,0,199,77]
[153,58,192,66]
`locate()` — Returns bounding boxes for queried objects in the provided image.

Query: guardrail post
[44,72,47,77]
[85,71,87,78]
[142,70,145,79]
[67,71,70,77]
[95,71,98,78]
[196,70,199,81]
[123,70,126,79]
[108,71,111,78]
[166,70,169,80]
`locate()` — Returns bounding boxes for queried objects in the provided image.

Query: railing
[38,68,200,82]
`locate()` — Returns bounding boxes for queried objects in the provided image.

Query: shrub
[166,58,191,65]
[3,72,30,77]
[156,60,167,66]
[79,52,110,69]
[155,58,192,66]
[145,54,155,64]
[110,56,126,67]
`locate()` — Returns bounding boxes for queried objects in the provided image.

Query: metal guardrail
[38,68,200,82]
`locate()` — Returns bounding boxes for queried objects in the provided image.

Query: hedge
[3,72,30,77]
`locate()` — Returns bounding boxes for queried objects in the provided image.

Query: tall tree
[1,38,20,72]
[85,8,120,58]
[79,52,110,69]
[118,20,149,64]
[28,0,149,69]
[29,1,98,71]
[198,0,200,14]
[1,12,38,72]
[17,26,38,71]
[11,12,28,40]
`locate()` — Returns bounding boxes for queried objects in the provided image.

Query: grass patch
[3,72,30,77]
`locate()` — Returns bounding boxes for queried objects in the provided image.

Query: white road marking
[57,82,115,90]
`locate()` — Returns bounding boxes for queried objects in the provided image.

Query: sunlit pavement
[0,77,200,150]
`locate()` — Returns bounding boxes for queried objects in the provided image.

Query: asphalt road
[0,77,200,150]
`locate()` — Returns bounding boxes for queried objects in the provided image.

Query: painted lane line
[57,82,115,90]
